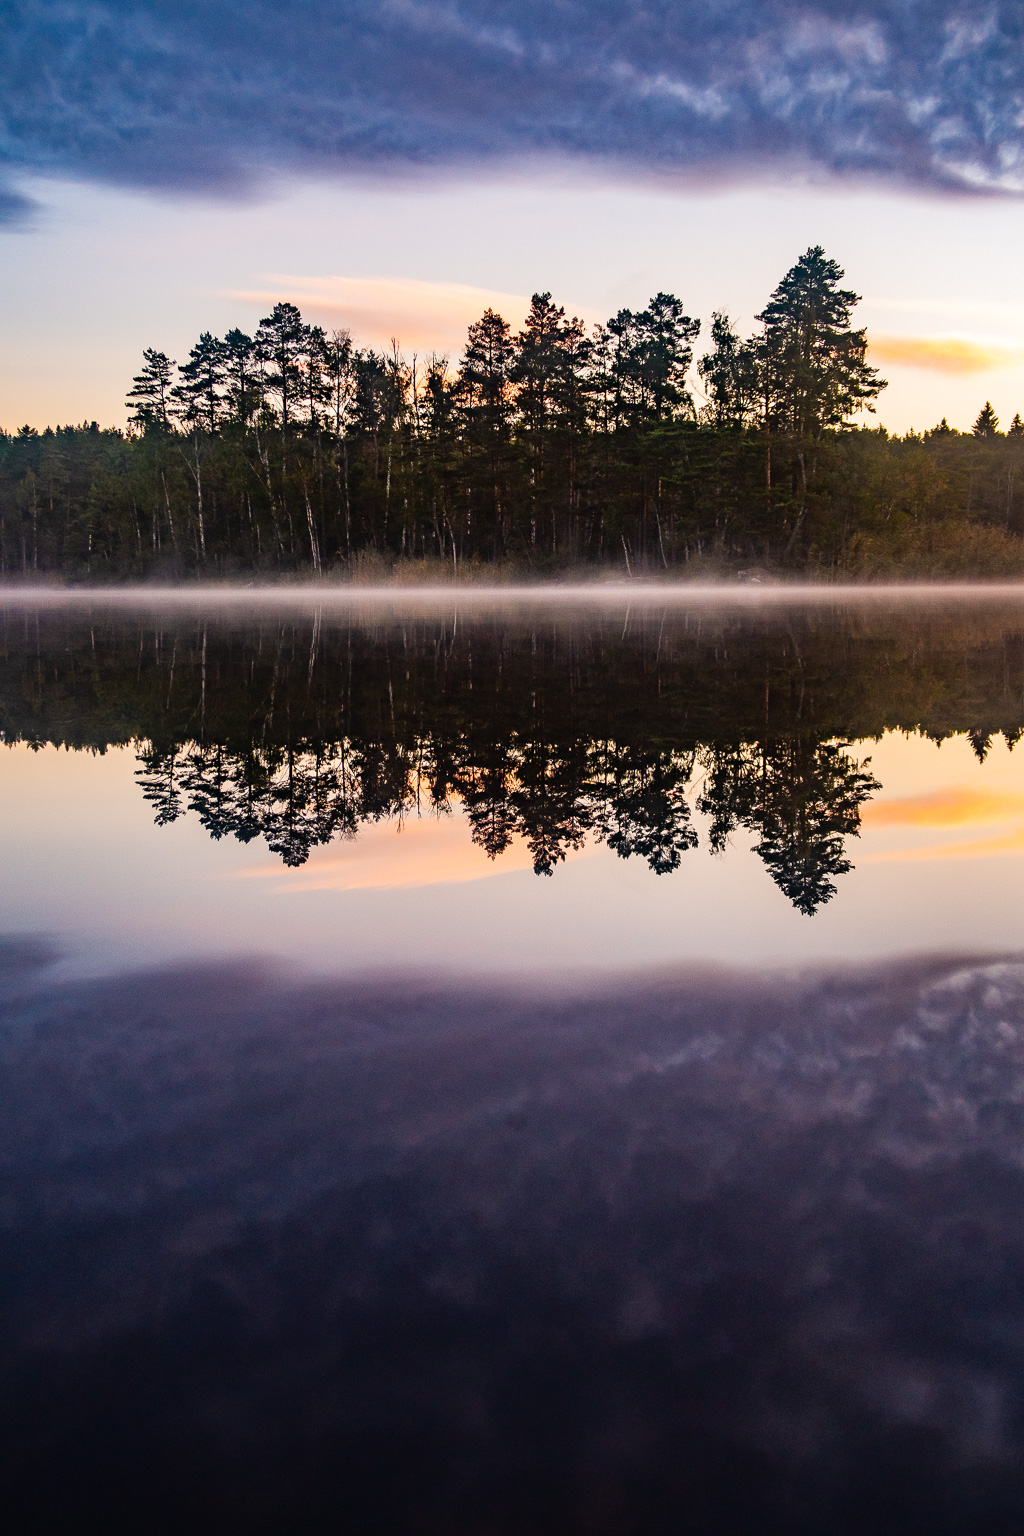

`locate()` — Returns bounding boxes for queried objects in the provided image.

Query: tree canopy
[4,247,1024,578]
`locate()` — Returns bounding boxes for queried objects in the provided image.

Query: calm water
[6,588,1024,1532]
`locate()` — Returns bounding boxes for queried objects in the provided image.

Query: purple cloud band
[2,1,1022,220]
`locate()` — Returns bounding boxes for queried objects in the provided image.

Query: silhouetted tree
[974,402,1000,438]
[754,247,884,439]
[126,349,176,431]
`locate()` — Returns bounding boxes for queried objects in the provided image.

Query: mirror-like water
[2,589,1024,972]
[6,589,1024,1533]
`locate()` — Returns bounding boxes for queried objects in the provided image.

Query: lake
[5,587,1024,1533]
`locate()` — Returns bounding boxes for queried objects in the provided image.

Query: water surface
[5,588,1024,1533]
[2,587,1024,973]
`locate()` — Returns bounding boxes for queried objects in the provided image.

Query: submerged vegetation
[3,246,1024,581]
[2,599,1023,914]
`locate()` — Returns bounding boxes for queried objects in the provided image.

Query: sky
[3,1,1024,434]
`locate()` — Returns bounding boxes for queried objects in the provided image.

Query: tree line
[4,245,1024,577]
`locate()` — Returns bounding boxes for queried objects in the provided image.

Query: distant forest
[5,246,1024,580]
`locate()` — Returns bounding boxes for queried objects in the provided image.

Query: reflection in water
[133,736,877,913]
[3,596,1024,913]
[6,598,1024,1532]
[6,945,1024,1533]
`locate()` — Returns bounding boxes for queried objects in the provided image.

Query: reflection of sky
[5,728,1024,978]
[236,810,591,892]
[10,947,1024,1527]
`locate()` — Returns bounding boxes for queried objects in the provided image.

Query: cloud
[861,786,1024,827]
[868,334,1024,374]
[0,184,37,226]
[224,274,534,353]
[2,2,1024,221]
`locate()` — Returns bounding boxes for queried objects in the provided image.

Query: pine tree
[1008,413,1024,438]
[300,325,331,430]
[602,293,699,428]
[126,349,176,430]
[754,247,885,436]
[222,329,256,425]
[512,294,591,442]
[171,333,225,433]
[698,312,760,427]
[256,303,305,430]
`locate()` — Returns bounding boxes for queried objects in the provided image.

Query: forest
[4,246,1024,580]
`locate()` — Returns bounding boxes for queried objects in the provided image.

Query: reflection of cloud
[236,813,590,891]
[10,954,1024,1526]
[225,275,535,354]
[867,335,1024,375]
[861,785,1024,862]
[863,828,1024,864]
[861,787,1024,829]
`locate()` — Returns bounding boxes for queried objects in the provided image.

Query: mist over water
[5,946,1024,1532]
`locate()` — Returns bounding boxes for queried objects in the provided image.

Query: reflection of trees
[697,740,879,915]
[592,746,699,875]
[137,742,360,866]
[9,603,1022,916]
[135,731,877,913]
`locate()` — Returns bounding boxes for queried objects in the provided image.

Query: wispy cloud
[867,335,1024,375]
[2,2,1024,221]
[224,275,534,353]
[861,784,1024,862]
[862,788,1024,828]
[863,828,1024,863]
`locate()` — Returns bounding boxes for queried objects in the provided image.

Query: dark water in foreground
[7,948,1024,1534]
[5,590,1024,1531]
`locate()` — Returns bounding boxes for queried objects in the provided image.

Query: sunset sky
[3,2,1024,434]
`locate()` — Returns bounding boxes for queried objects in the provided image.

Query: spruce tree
[460,309,514,444]
[973,401,1000,437]
[459,309,515,549]
[511,293,590,552]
